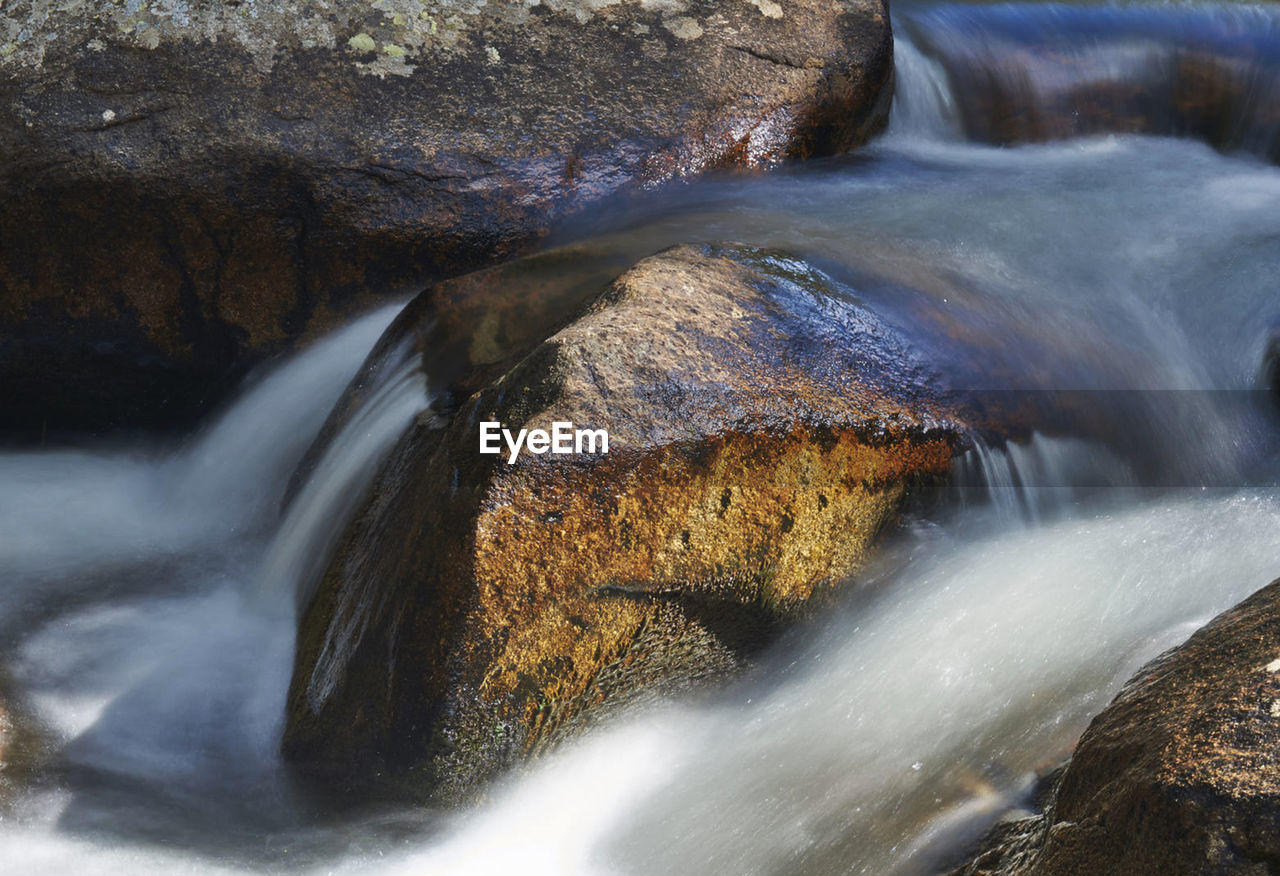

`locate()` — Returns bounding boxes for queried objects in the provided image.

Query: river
[1,3,1278,874]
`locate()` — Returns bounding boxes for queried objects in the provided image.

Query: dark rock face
[282,243,962,805]
[951,577,1280,876]
[0,0,892,437]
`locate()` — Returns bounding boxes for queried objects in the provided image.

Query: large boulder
[282,242,962,804]
[0,0,892,436]
[951,577,1280,875]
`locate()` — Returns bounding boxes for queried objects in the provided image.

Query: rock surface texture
[0,700,15,803]
[951,577,1280,876]
[283,242,961,804]
[0,0,892,435]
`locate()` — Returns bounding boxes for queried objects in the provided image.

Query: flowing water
[2,2,1280,874]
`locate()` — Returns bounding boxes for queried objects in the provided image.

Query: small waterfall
[887,31,963,141]
[0,303,419,856]
[0,303,401,586]
[894,3,1280,157]
[256,340,430,612]
[173,304,408,533]
[952,433,1135,525]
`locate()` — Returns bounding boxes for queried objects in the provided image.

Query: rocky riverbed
[0,1,1278,874]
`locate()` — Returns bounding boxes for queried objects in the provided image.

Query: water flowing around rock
[0,3,1279,874]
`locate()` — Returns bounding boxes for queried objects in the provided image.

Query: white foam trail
[0,821,253,876]
[0,304,403,585]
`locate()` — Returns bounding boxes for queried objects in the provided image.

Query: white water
[0,302,429,872]
[951,435,1137,525]
[885,31,964,141]
[257,339,429,614]
[0,304,401,587]
[1,4,1279,875]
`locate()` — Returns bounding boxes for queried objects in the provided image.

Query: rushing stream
[2,2,1280,874]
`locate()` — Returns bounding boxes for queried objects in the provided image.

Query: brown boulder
[0,0,892,436]
[282,242,962,804]
[952,577,1280,875]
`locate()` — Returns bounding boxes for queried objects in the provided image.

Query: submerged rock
[283,243,962,804]
[0,0,892,436]
[951,577,1280,875]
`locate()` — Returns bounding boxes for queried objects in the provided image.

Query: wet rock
[0,0,892,437]
[282,242,962,804]
[0,701,16,802]
[951,577,1280,875]
[281,240,639,510]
